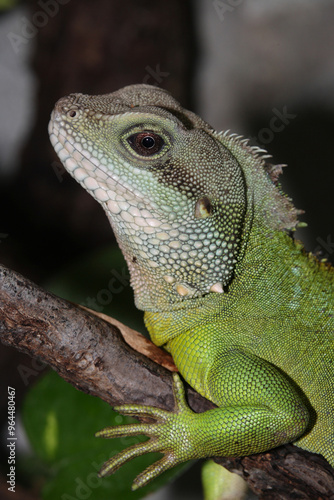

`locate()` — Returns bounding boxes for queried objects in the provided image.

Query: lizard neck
[144,223,334,347]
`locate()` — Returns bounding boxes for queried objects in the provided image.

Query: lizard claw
[131,454,176,490]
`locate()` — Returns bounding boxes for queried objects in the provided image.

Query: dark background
[0,1,333,498]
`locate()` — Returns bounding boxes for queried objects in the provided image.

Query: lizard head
[49,84,248,311]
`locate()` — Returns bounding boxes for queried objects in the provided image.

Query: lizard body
[49,84,334,489]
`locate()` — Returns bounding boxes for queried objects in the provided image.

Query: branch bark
[0,264,333,499]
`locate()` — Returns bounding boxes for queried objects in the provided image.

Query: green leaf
[0,0,18,10]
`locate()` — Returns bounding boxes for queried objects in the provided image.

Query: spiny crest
[217,130,273,168]
[214,130,302,232]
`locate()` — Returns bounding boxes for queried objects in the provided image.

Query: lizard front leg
[96,349,310,490]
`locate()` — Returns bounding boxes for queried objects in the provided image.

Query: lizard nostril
[67,109,77,118]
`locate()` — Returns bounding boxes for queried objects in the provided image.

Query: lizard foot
[96,373,198,490]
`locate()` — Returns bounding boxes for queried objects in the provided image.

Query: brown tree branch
[0,264,333,499]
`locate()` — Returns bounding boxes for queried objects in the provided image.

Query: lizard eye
[127,132,165,156]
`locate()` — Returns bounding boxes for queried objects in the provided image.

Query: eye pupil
[141,136,155,149]
[127,131,165,157]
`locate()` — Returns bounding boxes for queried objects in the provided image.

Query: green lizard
[49,84,334,490]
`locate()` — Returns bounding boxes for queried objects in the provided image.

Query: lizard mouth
[48,105,144,207]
